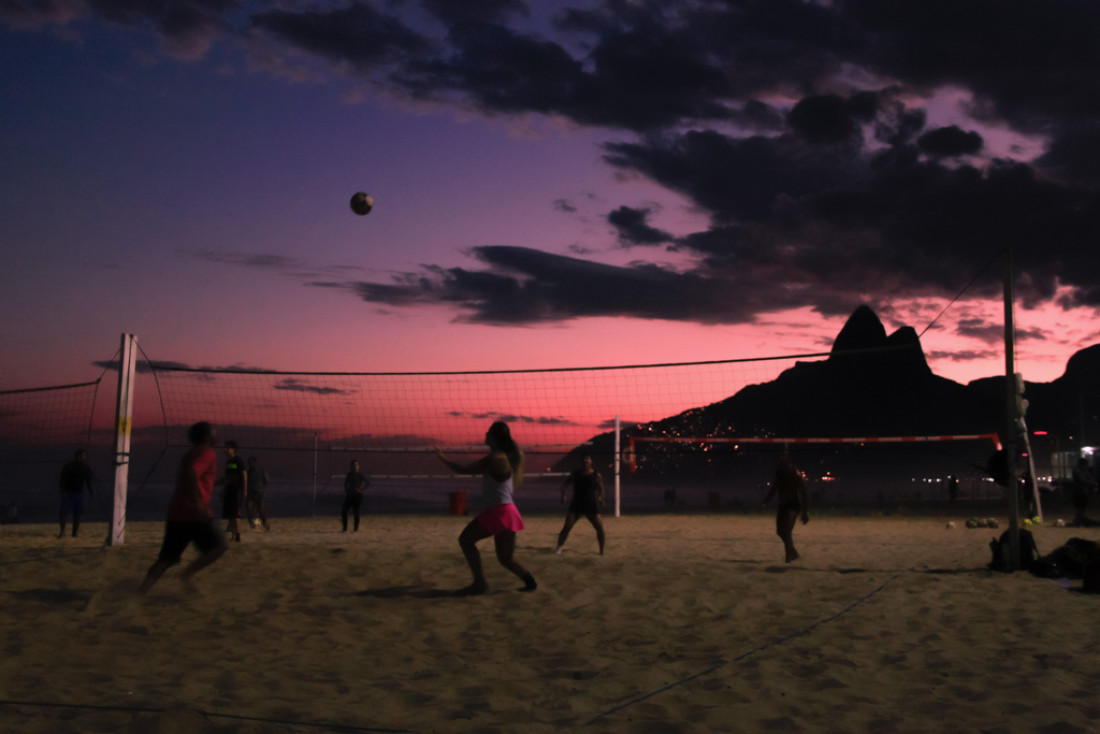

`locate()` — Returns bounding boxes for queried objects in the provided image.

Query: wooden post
[110,334,137,546]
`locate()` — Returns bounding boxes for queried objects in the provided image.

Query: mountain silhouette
[557,305,1100,487]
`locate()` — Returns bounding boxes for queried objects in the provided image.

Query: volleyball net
[0,381,103,465]
[144,354,822,477]
[0,380,104,521]
[2,342,1020,520]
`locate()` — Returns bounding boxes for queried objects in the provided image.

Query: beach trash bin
[448,491,467,516]
[708,492,720,510]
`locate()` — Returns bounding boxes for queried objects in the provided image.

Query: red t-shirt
[166,445,217,522]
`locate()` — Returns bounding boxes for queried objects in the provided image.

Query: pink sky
[3,1,1100,404]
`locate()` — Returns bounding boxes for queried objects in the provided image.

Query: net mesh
[0,381,102,464]
[146,356,821,472]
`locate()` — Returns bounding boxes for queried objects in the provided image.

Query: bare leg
[586,513,606,555]
[555,513,579,554]
[777,509,799,563]
[458,521,492,594]
[495,532,536,591]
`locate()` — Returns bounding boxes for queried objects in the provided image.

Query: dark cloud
[419,0,528,26]
[92,359,273,374]
[157,3,231,60]
[10,0,1100,332]
[603,127,866,226]
[274,378,355,396]
[189,251,302,269]
[925,348,1001,365]
[448,409,578,426]
[1037,122,1100,186]
[917,126,983,157]
[251,3,431,73]
[787,93,878,145]
[607,206,672,247]
[840,0,1100,126]
[354,245,786,324]
[954,320,1048,344]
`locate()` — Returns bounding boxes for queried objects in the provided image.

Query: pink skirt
[475,503,525,535]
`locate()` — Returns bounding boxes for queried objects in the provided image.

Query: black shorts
[60,491,86,515]
[778,500,802,515]
[157,520,227,565]
[568,499,600,517]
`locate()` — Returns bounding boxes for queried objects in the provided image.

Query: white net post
[110,333,137,546]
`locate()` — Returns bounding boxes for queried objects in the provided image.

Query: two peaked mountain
[559,305,1099,480]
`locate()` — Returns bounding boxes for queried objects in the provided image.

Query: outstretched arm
[435,449,494,475]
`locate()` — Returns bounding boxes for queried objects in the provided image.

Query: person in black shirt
[58,449,94,538]
[554,454,606,555]
[221,441,247,542]
[342,459,369,532]
[761,452,810,563]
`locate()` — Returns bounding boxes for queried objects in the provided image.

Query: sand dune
[1,513,1098,733]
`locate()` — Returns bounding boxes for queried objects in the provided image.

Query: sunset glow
[3,1,1099,412]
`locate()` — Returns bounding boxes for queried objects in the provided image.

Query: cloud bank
[11,0,1100,337]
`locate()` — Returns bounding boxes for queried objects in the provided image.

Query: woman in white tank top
[435,421,537,595]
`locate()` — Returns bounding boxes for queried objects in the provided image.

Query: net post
[613,415,621,517]
[312,432,318,515]
[110,333,137,546]
[1003,246,1021,570]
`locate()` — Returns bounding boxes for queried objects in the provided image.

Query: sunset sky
[4,0,1100,397]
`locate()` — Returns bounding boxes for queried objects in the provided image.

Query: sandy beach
[1,512,1098,733]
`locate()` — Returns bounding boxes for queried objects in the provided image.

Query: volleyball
[350,191,373,216]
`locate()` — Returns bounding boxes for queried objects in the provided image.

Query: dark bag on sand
[1031,538,1100,592]
[989,528,1039,572]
